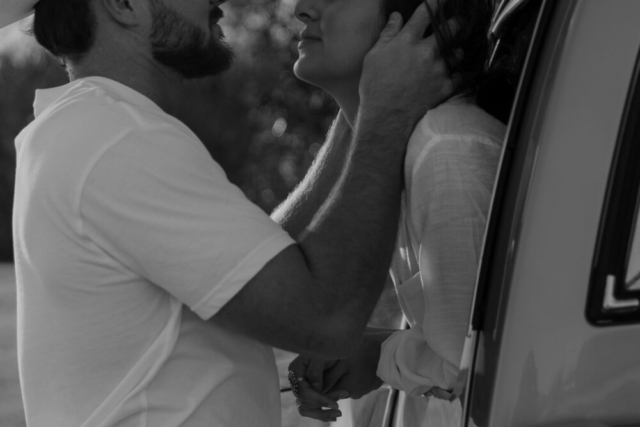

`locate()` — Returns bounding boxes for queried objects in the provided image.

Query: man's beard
[149,0,234,79]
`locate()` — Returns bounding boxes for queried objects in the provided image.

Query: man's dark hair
[30,0,96,62]
[383,0,521,124]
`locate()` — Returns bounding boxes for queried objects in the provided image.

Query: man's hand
[322,331,389,399]
[288,331,394,422]
[289,356,345,423]
[359,2,459,129]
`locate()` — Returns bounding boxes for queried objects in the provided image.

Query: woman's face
[293,0,385,91]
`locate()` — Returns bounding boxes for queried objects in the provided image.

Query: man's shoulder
[39,80,188,138]
[22,79,202,165]
[16,79,211,203]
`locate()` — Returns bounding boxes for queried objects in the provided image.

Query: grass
[0,263,25,427]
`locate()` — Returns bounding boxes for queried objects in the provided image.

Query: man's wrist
[355,107,420,147]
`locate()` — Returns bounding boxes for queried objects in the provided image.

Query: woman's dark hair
[30,0,96,63]
[383,0,521,124]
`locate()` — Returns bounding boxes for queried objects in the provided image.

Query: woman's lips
[298,37,321,49]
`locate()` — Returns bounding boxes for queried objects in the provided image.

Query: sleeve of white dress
[377,135,500,397]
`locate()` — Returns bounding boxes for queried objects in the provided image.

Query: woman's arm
[377,135,501,396]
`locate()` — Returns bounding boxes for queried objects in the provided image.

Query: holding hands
[288,332,392,422]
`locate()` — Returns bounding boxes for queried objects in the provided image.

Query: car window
[626,196,640,291]
[586,45,640,325]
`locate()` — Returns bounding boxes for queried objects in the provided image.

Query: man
[5,0,454,425]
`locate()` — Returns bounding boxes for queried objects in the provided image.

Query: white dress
[377,97,506,426]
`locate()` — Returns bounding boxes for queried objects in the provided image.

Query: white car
[456,0,640,426]
[339,1,640,426]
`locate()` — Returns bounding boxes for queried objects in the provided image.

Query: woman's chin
[293,62,324,87]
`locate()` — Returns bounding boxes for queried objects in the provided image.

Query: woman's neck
[324,81,360,130]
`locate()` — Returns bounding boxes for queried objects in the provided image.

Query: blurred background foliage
[0,0,338,262]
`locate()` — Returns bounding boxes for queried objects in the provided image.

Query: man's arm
[213,109,406,358]
[212,5,456,359]
[271,111,352,239]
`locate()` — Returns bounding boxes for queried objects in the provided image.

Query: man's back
[13,77,291,427]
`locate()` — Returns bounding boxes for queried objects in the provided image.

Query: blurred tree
[183,0,339,211]
[0,0,338,262]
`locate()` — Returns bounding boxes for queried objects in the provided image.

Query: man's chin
[153,42,234,80]
[155,58,233,80]
[179,60,233,80]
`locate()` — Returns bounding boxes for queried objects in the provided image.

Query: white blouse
[377,97,506,398]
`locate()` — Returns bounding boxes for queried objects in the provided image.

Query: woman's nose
[294,0,319,23]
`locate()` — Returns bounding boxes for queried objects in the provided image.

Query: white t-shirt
[12,77,295,427]
[376,98,505,426]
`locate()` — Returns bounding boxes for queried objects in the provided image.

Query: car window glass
[626,197,640,291]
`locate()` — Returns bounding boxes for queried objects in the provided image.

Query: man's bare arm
[212,5,455,359]
[271,112,352,240]
[214,111,408,359]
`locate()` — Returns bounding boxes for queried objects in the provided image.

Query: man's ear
[98,0,147,27]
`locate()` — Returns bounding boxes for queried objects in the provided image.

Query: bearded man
[3,0,455,425]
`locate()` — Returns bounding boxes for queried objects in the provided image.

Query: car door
[461,1,640,426]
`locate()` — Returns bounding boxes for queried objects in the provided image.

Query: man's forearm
[296,111,417,338]
[272,112,352,239]
[211,8,455,359]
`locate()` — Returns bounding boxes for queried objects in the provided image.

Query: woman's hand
[288,331,396,421]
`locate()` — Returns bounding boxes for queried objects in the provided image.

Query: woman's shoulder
[417,96,506,145]
[404,97,507,181]
[406,97,506,169]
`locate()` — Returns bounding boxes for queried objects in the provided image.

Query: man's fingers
[399,2,432,40]
[288,356,309,378]
[323,361,350,393]
[297,380,340,410]
[306,359,333,392]
[298,404,342,423]
[295,380,342,422]
[378,12,403,42]
[425,0,439,13]
[326,389,350,401]
[435,17,461,41]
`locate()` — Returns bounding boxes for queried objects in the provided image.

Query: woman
[287,0,514,425]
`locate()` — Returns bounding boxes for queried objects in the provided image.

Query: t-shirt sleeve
[79,127,295,320]
[377,135,500,396]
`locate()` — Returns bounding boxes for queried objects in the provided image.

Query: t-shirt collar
[33,76,162,118]
[33,82,74,118]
